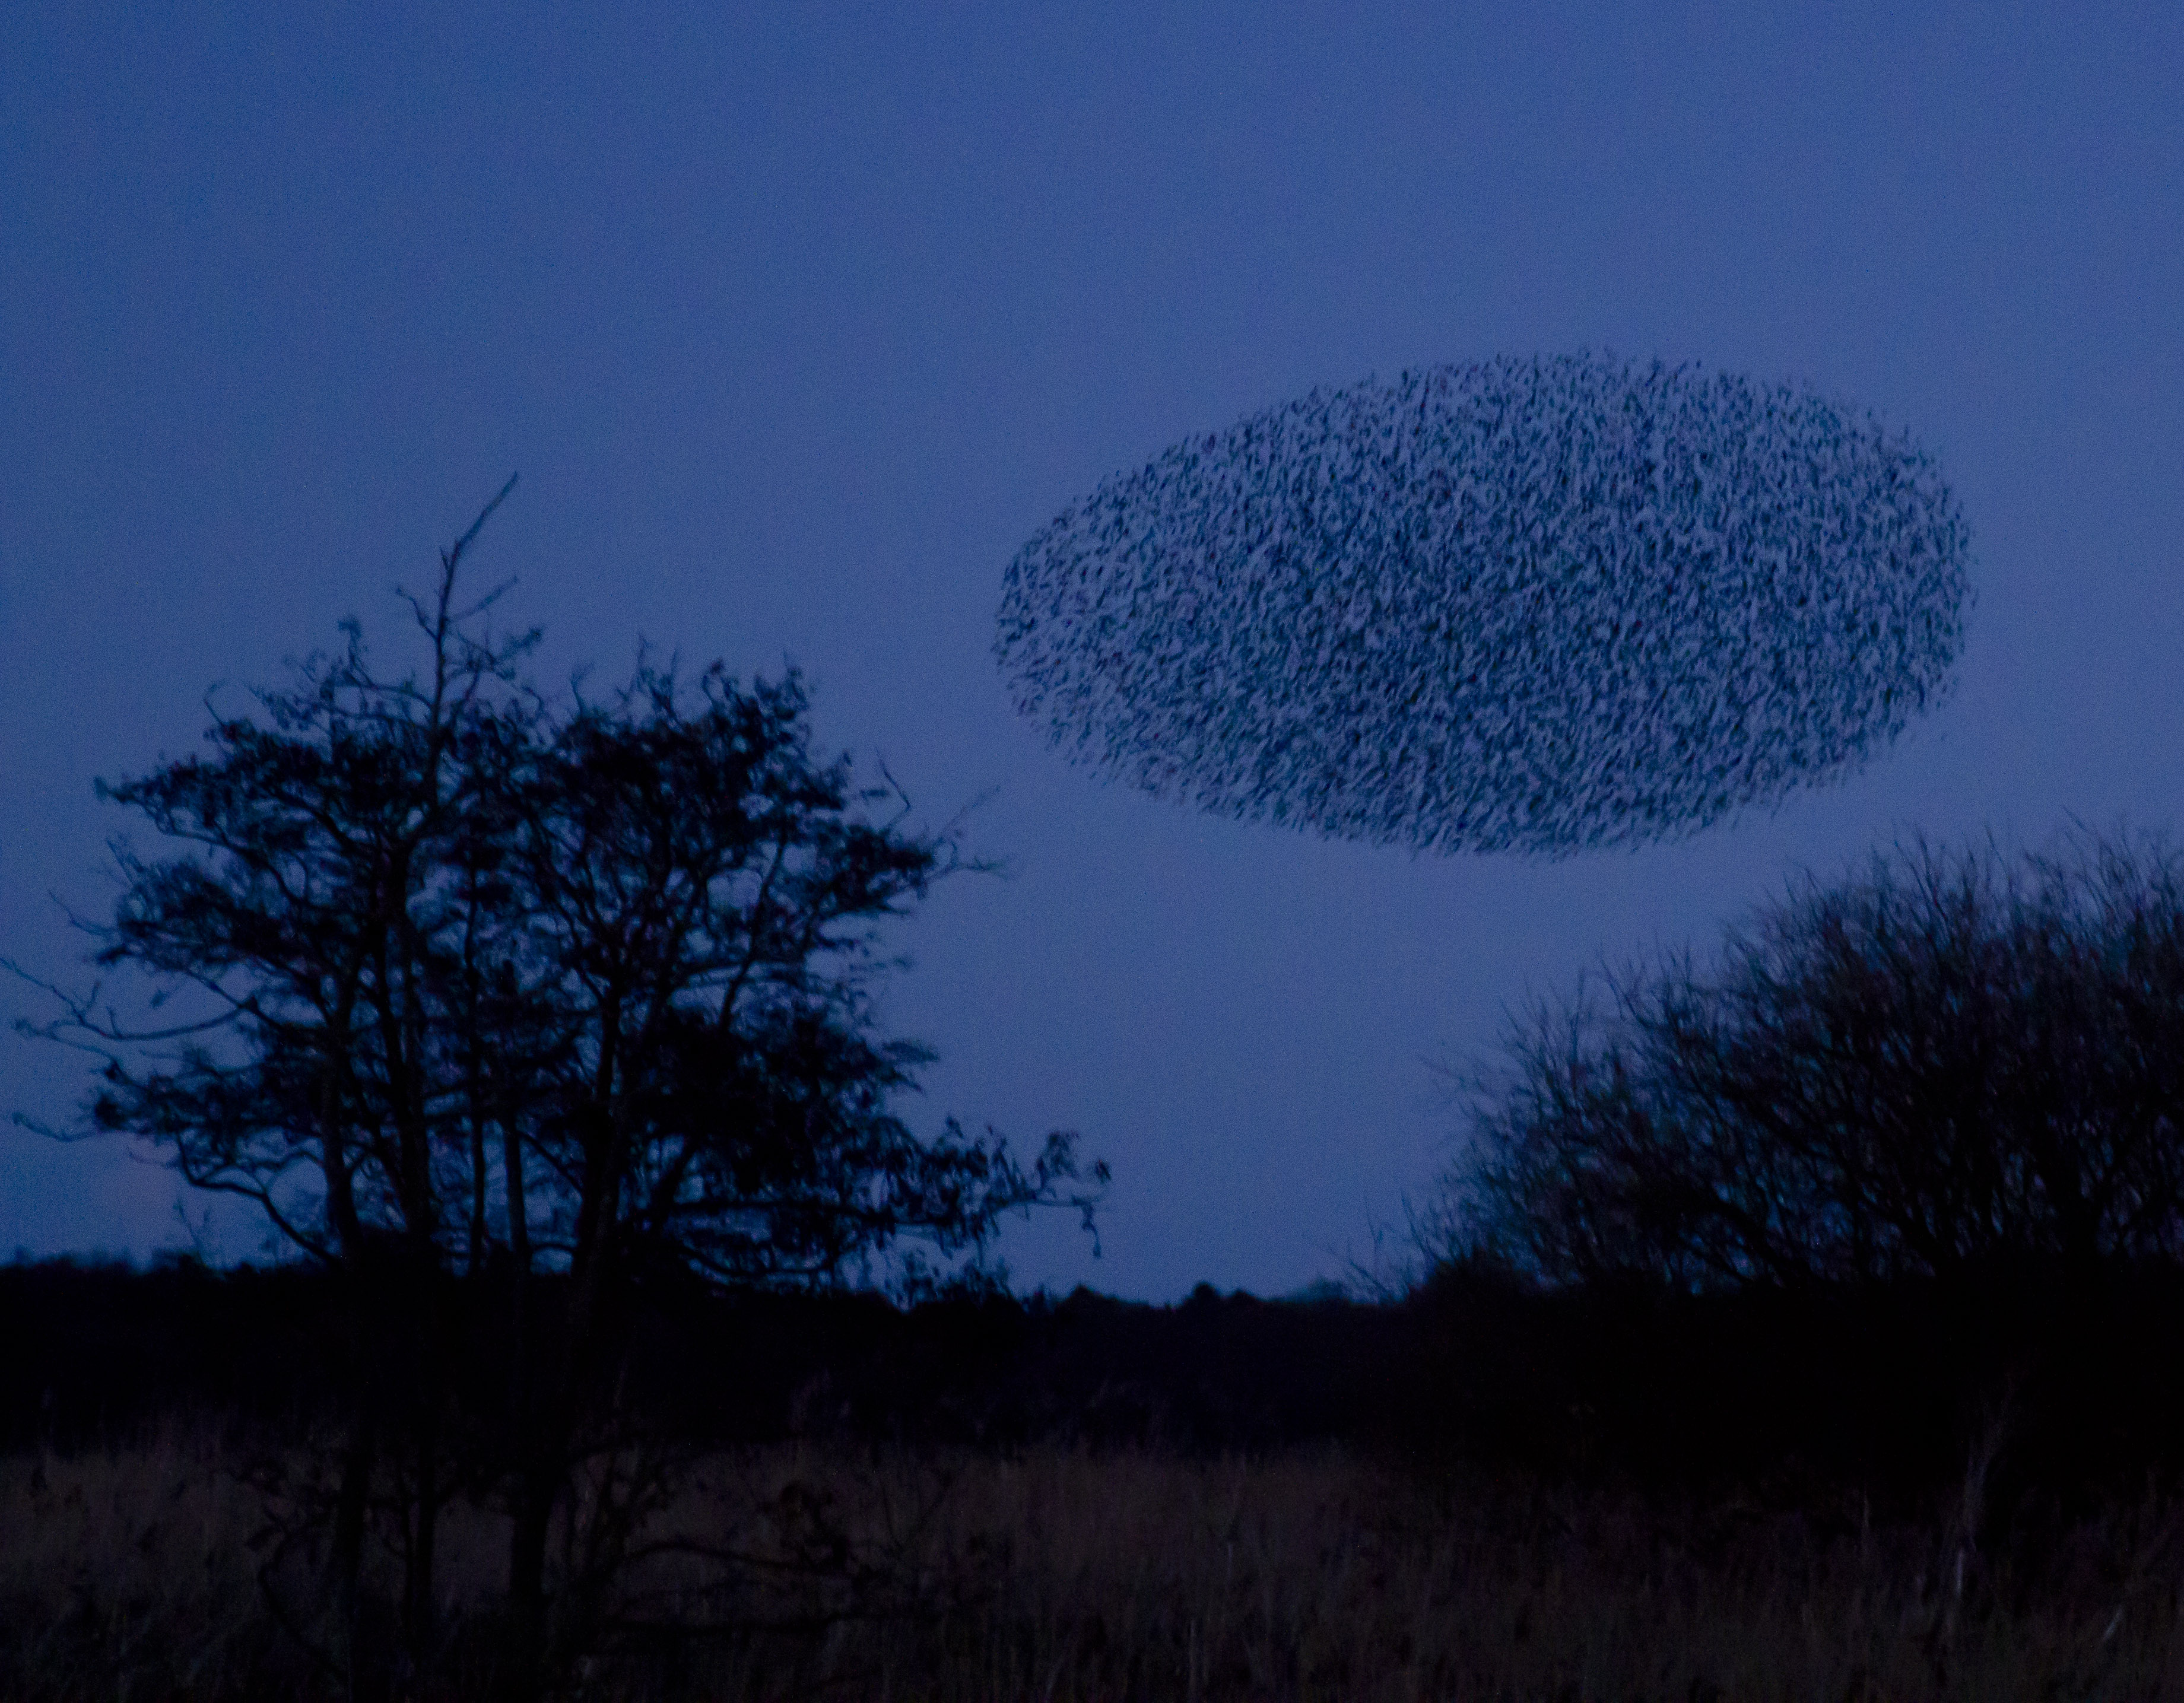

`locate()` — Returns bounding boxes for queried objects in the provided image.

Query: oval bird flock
[995,352,1973,856]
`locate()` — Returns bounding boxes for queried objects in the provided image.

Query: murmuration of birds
[996,352,1973,856]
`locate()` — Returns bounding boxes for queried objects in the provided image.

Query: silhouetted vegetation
[15,511,2184,1696]
[13,1258,2184,1698]
[12,1255,2184,1508]
[1443,830,2184,1288]
[21,1429,2184,1703]
[10,488,1101,1698]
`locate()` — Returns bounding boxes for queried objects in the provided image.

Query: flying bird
[996,352,1972,856]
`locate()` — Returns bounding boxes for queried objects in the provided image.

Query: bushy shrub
[1445,831,2184,1286]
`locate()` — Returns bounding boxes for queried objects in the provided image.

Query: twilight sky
[3,4,2179,1299]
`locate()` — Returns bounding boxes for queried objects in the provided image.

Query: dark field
[14,1431,2184,1701]
[12,1260,2184,1700]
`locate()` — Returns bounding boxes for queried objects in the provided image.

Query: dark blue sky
[4,4,2179,1298]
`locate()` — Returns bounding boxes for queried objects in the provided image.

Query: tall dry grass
[8,1428,2184,1700]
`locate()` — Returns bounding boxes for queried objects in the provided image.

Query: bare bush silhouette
[1441,831,2184,1288]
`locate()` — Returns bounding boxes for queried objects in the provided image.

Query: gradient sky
[4,3,2180,1299]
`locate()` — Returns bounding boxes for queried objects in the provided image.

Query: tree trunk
[403,1394,442,1689]
[500,1215,620,1701]
[331,1402,377,1701]
[499,1453,561,1703]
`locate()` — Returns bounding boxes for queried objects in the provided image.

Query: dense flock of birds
[995,353,1973,856]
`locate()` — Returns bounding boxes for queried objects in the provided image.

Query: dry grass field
[9,1425,2184,1701]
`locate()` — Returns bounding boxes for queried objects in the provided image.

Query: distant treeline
[9,1256,2184,1507]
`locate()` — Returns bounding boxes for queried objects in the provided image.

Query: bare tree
[14,486,1105,1699]
[1443,833,2184,1291]
[479,655,1104,1695]
[13,478,534,1688]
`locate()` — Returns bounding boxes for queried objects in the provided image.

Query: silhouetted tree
[9,481,542,1689]
[476,647,1103,1696]
[15,484,1104,1698]
[1441,833,2184,1290]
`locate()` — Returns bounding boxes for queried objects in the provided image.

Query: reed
[7,1428,2184,1701]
